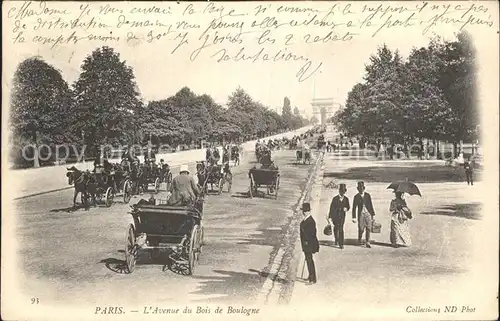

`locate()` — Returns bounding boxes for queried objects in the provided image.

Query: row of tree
[333,32,479,153]
[9,46,309,167]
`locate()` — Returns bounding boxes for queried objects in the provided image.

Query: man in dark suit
[328,184,350,249]
[352,181,376,248]
[464,158,473,185]
[300,202,319,285]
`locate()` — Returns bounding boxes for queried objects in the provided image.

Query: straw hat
[180,165,190,174]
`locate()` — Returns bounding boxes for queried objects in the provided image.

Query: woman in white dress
[389,192,413,247]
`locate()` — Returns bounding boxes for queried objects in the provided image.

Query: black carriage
[248,168,280,199]
[255,145,267,162]
[122,168,144,200]
[125,199,204,275]
[141,164,161,193]
[317,135,326,149]
[230,145,240,165]
[295,150,311,165]
[159,164,173,191]
[197,163,226,195]
[91,169,115,207]
[108,166,133,204]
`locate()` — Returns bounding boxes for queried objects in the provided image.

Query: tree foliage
[10,57,74,144]
[335,32,478,145]
[9,57,74,166]
[72,46,142,147]
[9,47,310,167]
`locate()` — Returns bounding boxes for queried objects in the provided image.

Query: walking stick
[300,255,306,280]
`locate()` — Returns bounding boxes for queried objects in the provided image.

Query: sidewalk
[289,157,491,320]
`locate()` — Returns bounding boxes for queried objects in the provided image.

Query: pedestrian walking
[328,184,350,249]
[352,181,376,248]
[300,202,319,285]
[464,158,474,185]
[389,192,412,247]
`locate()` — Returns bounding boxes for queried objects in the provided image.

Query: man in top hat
[169,164,200,207]
[352,181,376,248]
[300,202,319,285]
[464,157,474,185]
[328,184,350,249]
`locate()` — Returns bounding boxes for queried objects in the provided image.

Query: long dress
[389,199,412,247]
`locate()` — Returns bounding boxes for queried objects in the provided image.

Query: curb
[257,151,325,305]
[13,186,74,200]
[292,157,326,283]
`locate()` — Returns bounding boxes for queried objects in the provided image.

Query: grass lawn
[324,165,482,183]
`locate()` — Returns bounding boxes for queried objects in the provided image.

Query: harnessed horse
[66,166,97,209]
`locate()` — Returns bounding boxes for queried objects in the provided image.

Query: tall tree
[72,46,142,148]
[436,32,478,144]
[282,97,292,117]
[10,57,73,167]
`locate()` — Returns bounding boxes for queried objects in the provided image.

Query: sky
[2,1,499,119]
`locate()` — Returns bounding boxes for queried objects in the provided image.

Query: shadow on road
[371,241,396,248]
[99,258,129,274]
[248,268,288,284]
[231,192,250,199]
[189,269,264,303]
[324,166,482,183]
[50,204,87,213]
[420,202,482,220]
[236,228,282,247]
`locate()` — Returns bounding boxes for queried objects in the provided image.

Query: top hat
[302,202,311,212]
[339,183,347,192]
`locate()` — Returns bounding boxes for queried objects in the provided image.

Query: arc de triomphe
[311,98,343,125]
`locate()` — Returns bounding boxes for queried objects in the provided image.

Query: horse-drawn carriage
[140,163,161,194]
[230,145,240,165]
[255,146,271,164]
[66,166,115,208]
[248,167,280,199]
[159,163,173,190]
[223,145,240,166]
[196,162,231,194]
[125,198,204,275]
[296,149,312,165]
[317,134,326,150]
[91,168,116,207]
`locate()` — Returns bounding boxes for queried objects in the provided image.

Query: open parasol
[387,181,422,196]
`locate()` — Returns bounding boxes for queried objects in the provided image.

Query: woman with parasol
[387,181,421,248]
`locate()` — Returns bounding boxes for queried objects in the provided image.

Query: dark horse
[196,161,208,194]
[66,166,97,210]
[231,146,240,166]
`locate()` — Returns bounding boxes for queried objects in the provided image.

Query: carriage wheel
[105,187,114,207]
[187,225,200,275]
[249,175,254,198]
[125,224,137,273]
[154,178,160,194]
[123,180,132,203]
[274,176,280,200]
[96,191,103,203]
[199,225,205,248]
[166,172,173,191]
[218,178,223,195]
[227,175,232,193]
